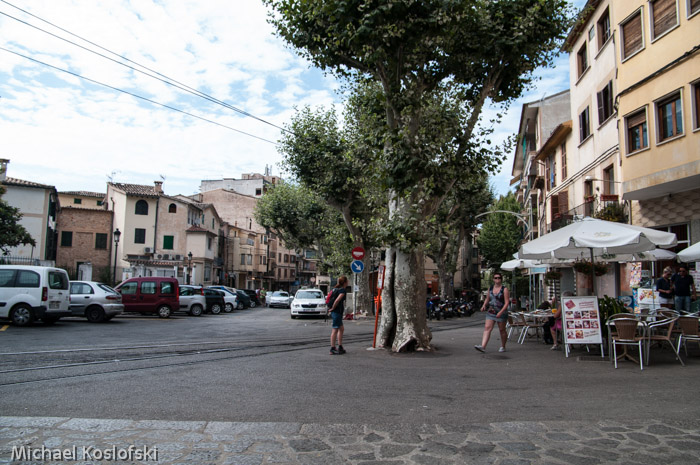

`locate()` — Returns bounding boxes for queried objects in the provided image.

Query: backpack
[326,288,337,306]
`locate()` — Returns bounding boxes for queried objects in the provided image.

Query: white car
[290,288,327,319]
[268,291,292,309]
[206,286,239,312]
[0,265,71,326]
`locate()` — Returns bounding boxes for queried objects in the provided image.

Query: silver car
[268,291,292,309]
[69,281,124,322]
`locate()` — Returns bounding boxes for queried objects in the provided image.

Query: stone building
[56,206,113,281]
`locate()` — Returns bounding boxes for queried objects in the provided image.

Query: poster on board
[562,296,604,358]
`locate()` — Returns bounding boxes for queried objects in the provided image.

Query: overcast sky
[0,0,585,197]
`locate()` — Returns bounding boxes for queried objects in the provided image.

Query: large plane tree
[265,0,571,351]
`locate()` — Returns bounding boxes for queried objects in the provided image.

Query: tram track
[0,319,482,387]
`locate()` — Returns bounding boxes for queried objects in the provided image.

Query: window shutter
[545,159,551,190]
[622,13,643,58]
[597,89,605,124]
[652,0,676,37]
[558,192,569,216]
[627,110,646,127]
[691,0,700,15]
[551,195,560,218]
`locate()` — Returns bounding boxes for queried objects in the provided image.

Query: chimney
[154,181,163,194]
[0,159,8,182]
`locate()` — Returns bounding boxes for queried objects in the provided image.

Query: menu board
[562,296,603,347]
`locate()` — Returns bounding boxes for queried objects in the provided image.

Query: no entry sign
[351,247,365,260]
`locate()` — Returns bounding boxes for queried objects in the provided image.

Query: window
[255,188,262,196]
[141,282,157,295]
[597,81,614,124]
[17,270,40,288]
[694,82,700,130]
[163,235,174,250]
[626,109,649,153]
[204,265,211,282]
[651,0,678,39]
[61,231,72,247]
[576,42,588,78]
[597,8,611,49]
[95,233,108,250]
[73,198,82,204]
[0,269,16,287]
[603,166,615,195]
[48,271,68,290]
[247,254,253,265]
[96,200,103,206]
[579,107,591,142]
[561,144,567,181]
[657,91,683,141]
[135,199,149,215]
[284,254,289,263]
[690,0,700,16]
[549,156,556,189]
[588,26,595,41]
[119,282,137,295]
[241,254,246,265]
[135,228,146,244]
[621,10,644,60]
[207,237,212,250]
[168,203,177,213]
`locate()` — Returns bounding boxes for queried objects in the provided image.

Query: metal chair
[676,316,700,359]
[610,318,645,371]
[646,316,683,367]
[506,314,526,342]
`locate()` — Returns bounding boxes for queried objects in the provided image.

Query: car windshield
[272,292,289,297]
[295,290,323,300]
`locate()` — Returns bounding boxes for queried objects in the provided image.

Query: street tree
[477,192,524,269]
[0,185,35,254]
[265,0,572,351]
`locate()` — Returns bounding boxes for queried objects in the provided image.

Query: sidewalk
[2,416,700,465]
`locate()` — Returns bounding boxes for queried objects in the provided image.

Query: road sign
[351,247,365,260]
[351,260,365,273]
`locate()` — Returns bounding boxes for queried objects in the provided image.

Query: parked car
[178,285,206,316]
[180,285,224,314]
[268,291,292,309]
[115,277,179,318]
[0,265,71,326]
[242,289,262,308]
[205,286,237,312]
[208,285,244,309]
[290,288,328,319]
[235,289,252,309]
[69,281,124,322]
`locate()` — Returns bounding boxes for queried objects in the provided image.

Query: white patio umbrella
[678,242,700,262]
[519,217,677,294]
[500,258,545,271]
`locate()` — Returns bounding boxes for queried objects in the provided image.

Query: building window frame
[95,233,108,250]
[689,0,700,18]
[134,228,146,244]
[73,198,82,205]
[560,143,568,181]
[655,89,684,143]
[579,106,591,144]
[163,235,174,250]
[576,42,589,79]
[625,107,650,155]
[692,79,700,131]
[168,203,177,213]
[650,0,679,42]
[597,80,615,126]
[60,231,73,247]
[597,8,612,51]
[135,199,149,216]
[620,8,645,62]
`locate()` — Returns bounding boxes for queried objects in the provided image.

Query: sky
[0,0,586,198]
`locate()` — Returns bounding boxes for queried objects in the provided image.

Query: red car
[115,277,179,318]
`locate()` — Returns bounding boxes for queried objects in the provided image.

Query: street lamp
[187,251,193,284]
[112,228,121,286]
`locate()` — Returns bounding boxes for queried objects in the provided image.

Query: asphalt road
[1,308,699,427]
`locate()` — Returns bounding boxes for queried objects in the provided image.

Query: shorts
[331,311,344,328]
[486,311,508,323]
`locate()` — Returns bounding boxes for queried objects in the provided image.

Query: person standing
[328,276,348,355]
[655,266,674,308]
[672,265,697,312]
[475,272,510,353]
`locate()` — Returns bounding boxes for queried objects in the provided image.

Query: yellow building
[616,0,700,248]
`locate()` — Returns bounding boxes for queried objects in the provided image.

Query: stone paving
[1,416,700,465]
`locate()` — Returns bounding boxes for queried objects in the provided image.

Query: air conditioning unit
[157,254,164,259]
[174,254,182,261]
[144,247,153,254]
[162,254,171,260]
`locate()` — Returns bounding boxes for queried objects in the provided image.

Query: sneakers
[330,347,338,355]
[551,344,559,350]
[474,345,485,353]
[498,347,506,353]
[338,346,346,354]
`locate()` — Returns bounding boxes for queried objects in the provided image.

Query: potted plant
[573,260,593,275]
[594,202,628,223]
[545,270,562,281]
[594,262,608,276]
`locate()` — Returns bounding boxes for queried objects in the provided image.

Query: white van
[0,265,71,326]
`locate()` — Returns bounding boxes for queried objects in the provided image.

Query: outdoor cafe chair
[676,316,700,359]
[645,316,683,367]
[517,313,545,344]
[507,314,526,342]
[609,318,646,371]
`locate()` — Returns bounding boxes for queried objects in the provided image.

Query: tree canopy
[477,192,524,268]
[0,185,35,254]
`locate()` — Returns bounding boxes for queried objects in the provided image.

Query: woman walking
[475,272,510,353]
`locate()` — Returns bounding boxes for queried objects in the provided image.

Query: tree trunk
[378,246,432,352]
[437,261,453,300]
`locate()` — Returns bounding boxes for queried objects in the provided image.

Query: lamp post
[187,251,193,285]
[112,228,121,287]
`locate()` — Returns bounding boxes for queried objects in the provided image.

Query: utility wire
[0,0,291,135]
[0,47,279,145]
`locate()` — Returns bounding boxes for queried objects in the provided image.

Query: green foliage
[477,192,523,267]
[598,295,628,337]
[0,185,36,253]
[594,203,628,223]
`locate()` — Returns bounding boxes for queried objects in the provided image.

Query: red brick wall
[56,207,113,271]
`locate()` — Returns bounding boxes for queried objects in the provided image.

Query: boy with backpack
[327,276,348,355]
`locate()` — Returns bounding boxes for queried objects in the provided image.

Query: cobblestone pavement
[1,416,699,465]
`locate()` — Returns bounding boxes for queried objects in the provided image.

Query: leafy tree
[477,192,524,268]
[0,184,35,254]
[265,0,572,351]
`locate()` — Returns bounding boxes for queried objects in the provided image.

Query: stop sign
[351,247,365,260]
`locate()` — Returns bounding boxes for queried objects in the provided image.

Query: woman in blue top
[475,272,510,353]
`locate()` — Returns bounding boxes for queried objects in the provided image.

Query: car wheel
[11,304,33,326]
[157,305,172,318]
[237,301,244,310]
[224,303,233,313]
[210,304,222,315]
[189,304,203,317]
[249,301,256,308]
[85,306,105,323]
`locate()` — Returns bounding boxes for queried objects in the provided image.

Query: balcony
[547,196,626,232]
